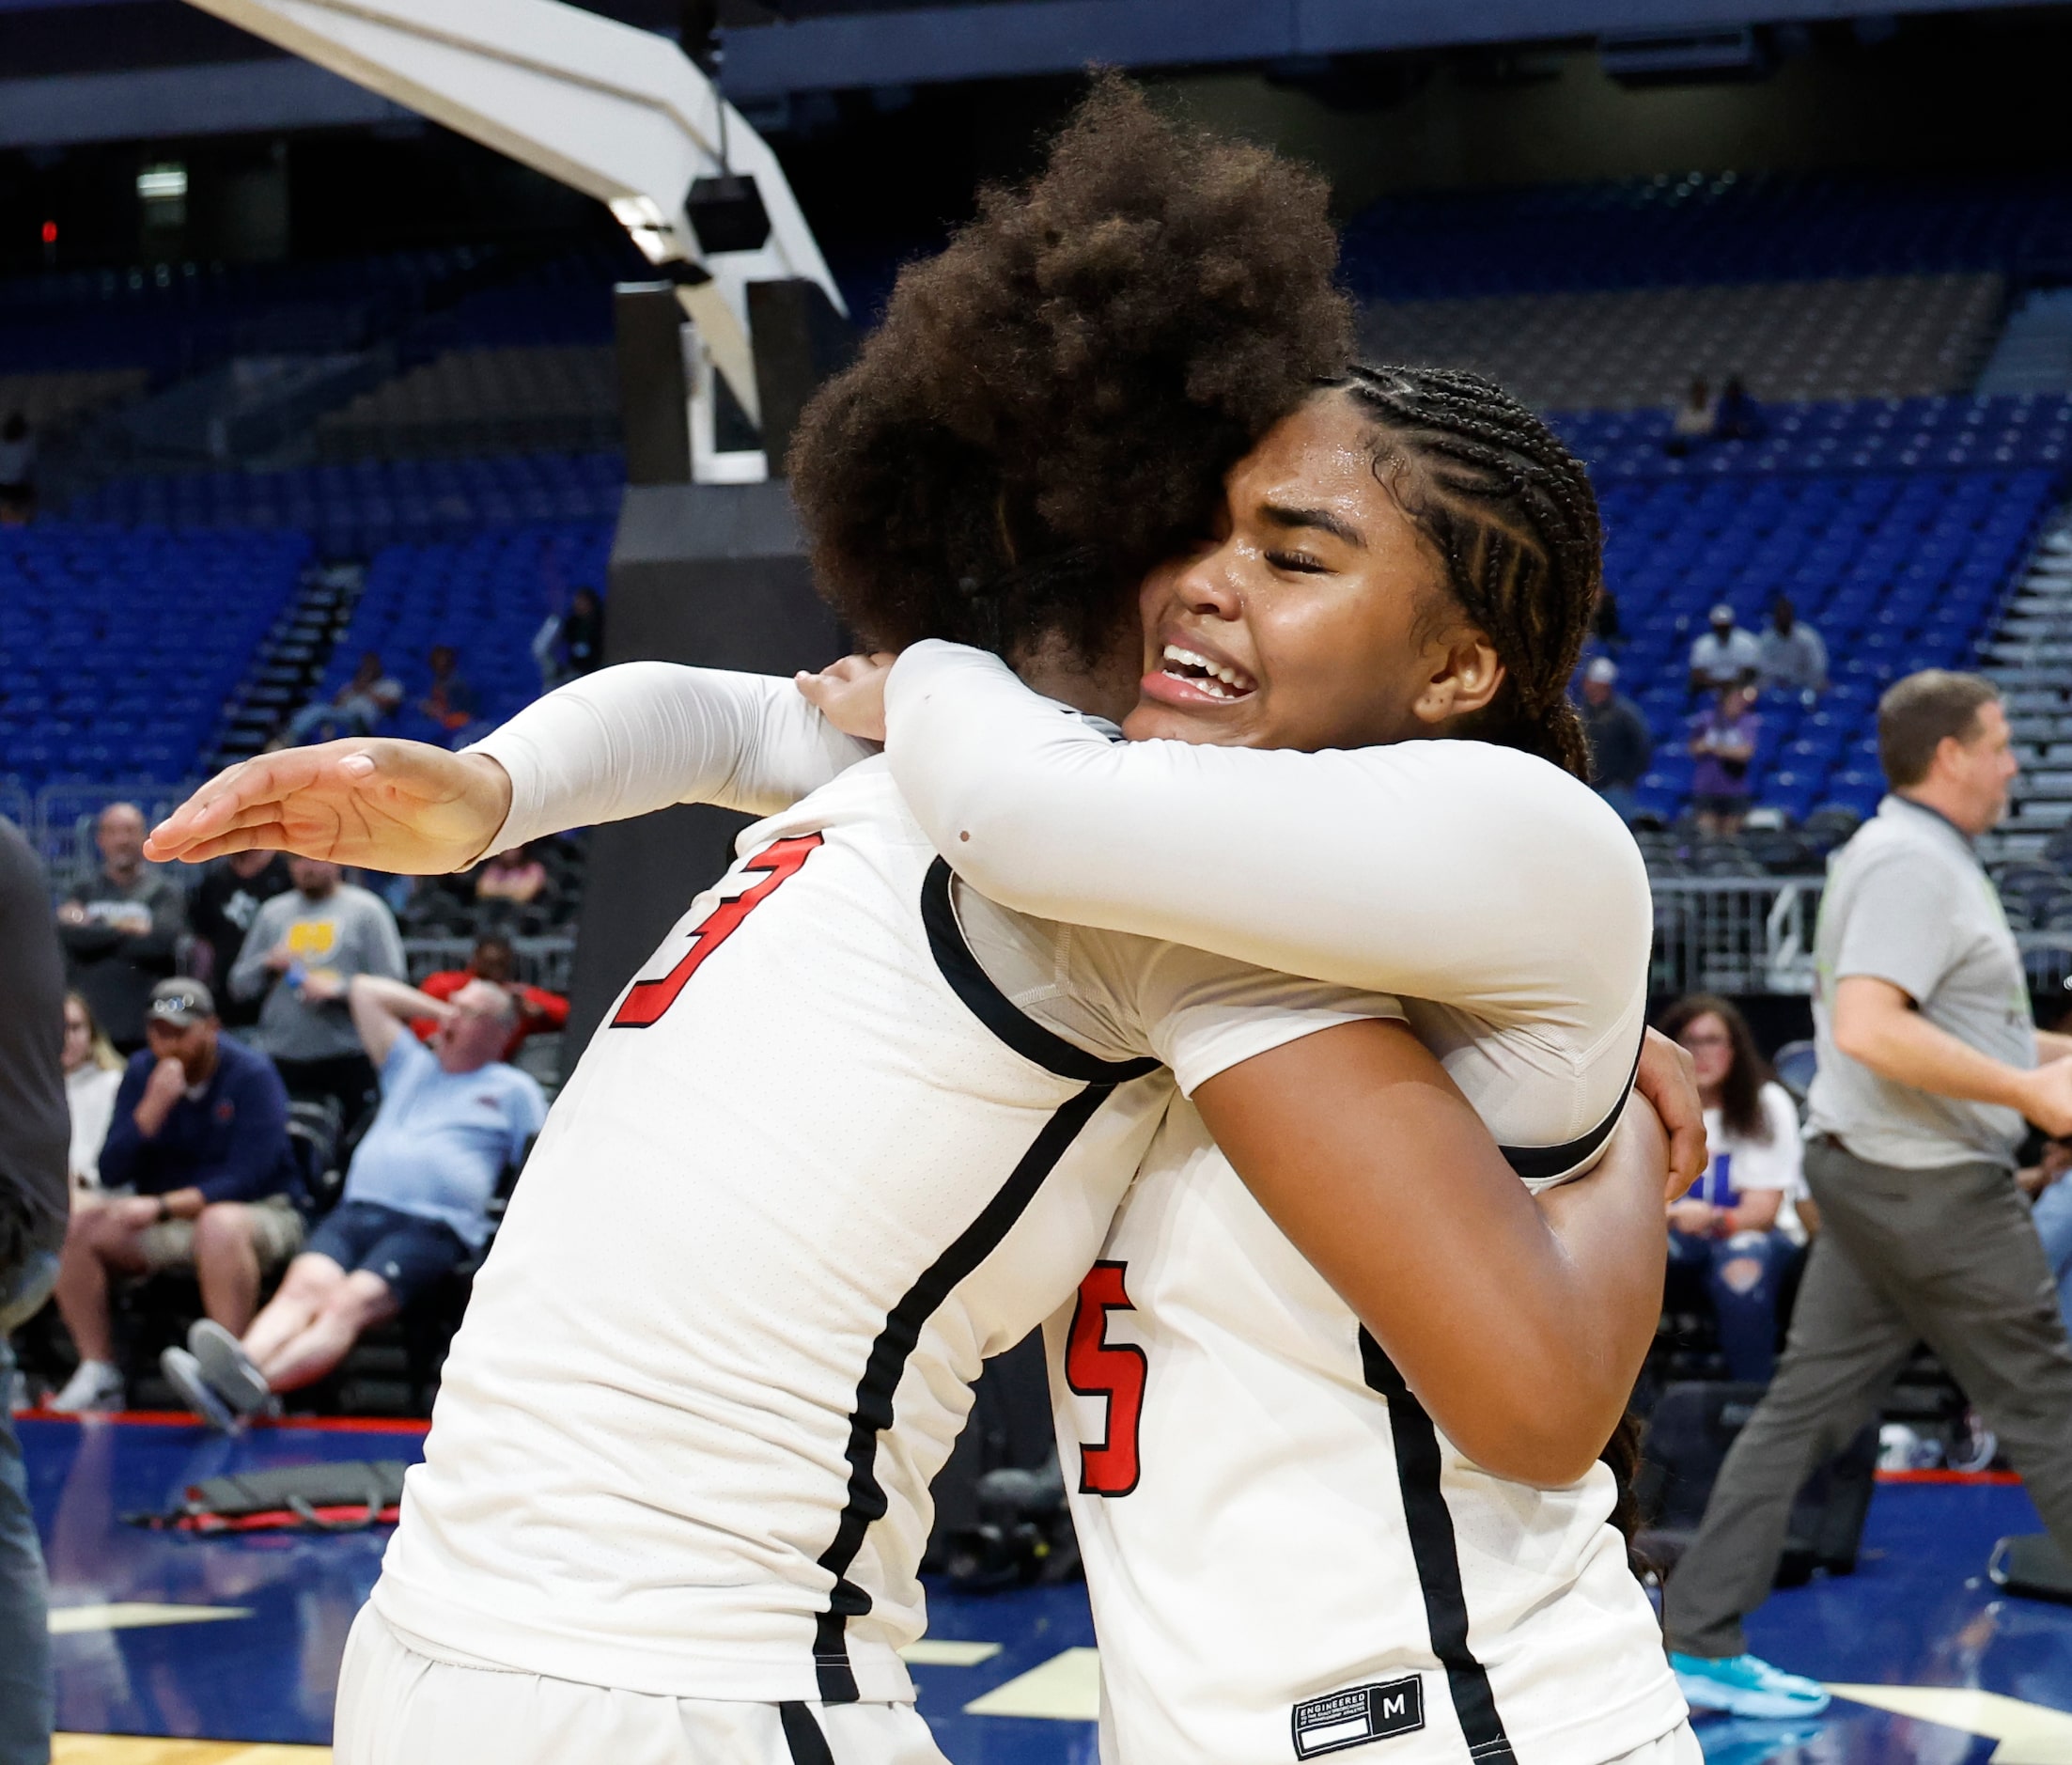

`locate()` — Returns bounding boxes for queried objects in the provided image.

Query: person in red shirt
[412,935,566,1062]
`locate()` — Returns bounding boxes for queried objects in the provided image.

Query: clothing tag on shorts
[1291,1677,1425,1757]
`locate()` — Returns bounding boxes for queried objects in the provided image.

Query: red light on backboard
[40,221,57,244]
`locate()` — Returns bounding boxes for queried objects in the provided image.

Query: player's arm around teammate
[1197,1018,1675,1483]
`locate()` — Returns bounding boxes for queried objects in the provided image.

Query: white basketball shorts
[334,1604,950,1765]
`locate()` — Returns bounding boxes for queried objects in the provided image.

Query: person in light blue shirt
[159,970,544,1429]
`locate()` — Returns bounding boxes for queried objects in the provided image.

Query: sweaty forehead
[1232,394,1378,510]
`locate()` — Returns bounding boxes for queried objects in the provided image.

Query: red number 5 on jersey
[1066,1260,1145,1496]
[611,834,823,1029]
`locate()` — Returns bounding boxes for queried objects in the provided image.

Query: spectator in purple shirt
[46,979,304,1414]
[1689,683,1760,838]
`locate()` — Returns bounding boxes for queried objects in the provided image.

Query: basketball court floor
[23,1414,2072,1764]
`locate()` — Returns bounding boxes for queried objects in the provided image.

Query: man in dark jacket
[0,815,68,1765]
[1581,658,1653,820]
[56,803,187,1052]
[47,980,302,1414]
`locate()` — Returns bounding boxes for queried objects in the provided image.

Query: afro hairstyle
[787,73,1354,662]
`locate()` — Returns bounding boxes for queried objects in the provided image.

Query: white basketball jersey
[371,757,1394,1707]
[1055,1103,1688,1765]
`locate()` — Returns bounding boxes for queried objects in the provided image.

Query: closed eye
[1267,550,1330,574]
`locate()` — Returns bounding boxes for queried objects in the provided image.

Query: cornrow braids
[1333,365,1603,781]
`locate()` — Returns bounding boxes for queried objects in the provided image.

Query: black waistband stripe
[811,1081,1126,1701]
[922,859,1160,1085]
[1358,1331,1519,1765]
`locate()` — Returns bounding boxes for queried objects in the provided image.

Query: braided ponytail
[1332,366,1602,782]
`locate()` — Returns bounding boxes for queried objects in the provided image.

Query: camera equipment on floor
[1637,1381,1879,1585]
[124,1460,408,1534]
[925,1332,1079,1591]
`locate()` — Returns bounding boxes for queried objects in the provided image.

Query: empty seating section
[316,523,614,746]
[65,453,623,557]
[1558,393,2072,479]
[1978,289,2072,397]
[0,370,149,431]
[1341,169,2072,299]
[0,528,308,789]
[315,348,619,461]
[0,249,487,377]
[1602,468,2058,822]
[1360,274,2000,410]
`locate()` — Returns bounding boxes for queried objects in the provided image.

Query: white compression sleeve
[883,640,1651,1039]
[469,662,873,851]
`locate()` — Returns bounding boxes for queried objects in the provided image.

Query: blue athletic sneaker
[1670,1652,1832,1718]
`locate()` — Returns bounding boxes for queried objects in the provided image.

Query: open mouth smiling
[1153,643,1258,704]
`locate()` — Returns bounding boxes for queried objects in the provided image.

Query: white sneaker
[48,1359,125,1414]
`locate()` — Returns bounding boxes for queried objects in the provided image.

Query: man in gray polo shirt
[1665,670,2072,1717]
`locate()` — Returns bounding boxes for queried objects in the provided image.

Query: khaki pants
[1664,1137,2072,1656]
[132,1191,304,1273]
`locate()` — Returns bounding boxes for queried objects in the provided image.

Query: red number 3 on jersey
[611,834,823,1029]
[1066,1260,1145,1496]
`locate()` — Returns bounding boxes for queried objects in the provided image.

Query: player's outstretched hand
[1636,1027,1707,1204]
[796,652,896,744]
[143,739,514,876]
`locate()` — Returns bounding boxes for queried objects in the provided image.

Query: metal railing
[18,779,205,896]
[1651,876,1827,997]
[401,935,576,994]
[2019,933,2072,1002]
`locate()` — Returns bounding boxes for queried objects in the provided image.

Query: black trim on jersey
[812,1080,1134,1702]
[921,858,1160,1085]
[1496,1032,1644,1186]
[1357,1331,1519,1765]
[779,1702,836,1765]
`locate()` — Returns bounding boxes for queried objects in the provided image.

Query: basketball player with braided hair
[870,364,1699,1764]
[1337,363,1601,778]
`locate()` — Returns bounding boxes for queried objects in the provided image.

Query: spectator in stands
[1665,670,2072,1719]
[1757,596,1829,702]
[160,971,544,1429]
[413,934,569,1063]
[56,803,187,1053]
[1591,586,1623,650]
[1581,658,1652,820]
[1689,603,1761,695]
[0,411,36,524]
[189,849,293,1028]
[1665,377,1719,457]
[46,980,302,1414]
[0,815,68,1765]
[531,586,606,691]
[419,646,478,742]
[1659,994,1807,1383]
[62,992,124,1193]
[1689,684,1761,837]
[228,857,405,1131]
[1716,374,1764,442]
[280,651,403,746]
[475,843,552,910]
[563,586,605,677]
